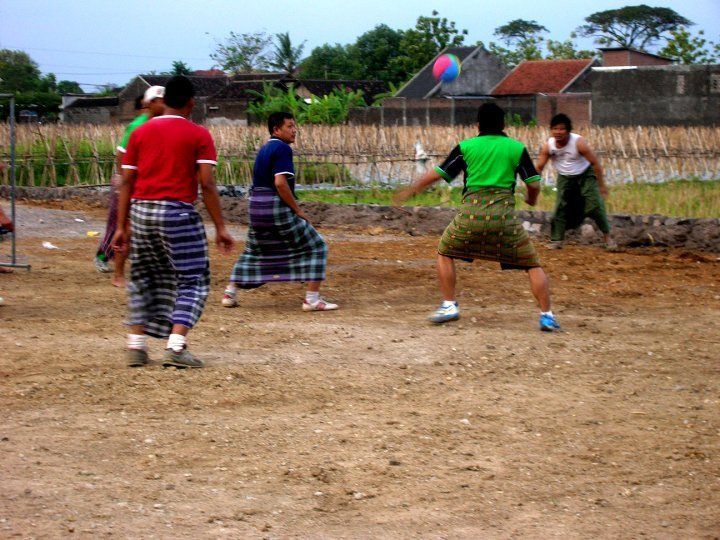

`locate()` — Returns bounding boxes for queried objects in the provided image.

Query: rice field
[1,124,719,188]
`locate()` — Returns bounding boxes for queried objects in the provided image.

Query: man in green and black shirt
[395,103,560,331]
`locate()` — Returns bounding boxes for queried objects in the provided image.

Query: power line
[4,45,209,62]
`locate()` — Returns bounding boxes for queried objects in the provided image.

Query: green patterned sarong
[438,187,540,269]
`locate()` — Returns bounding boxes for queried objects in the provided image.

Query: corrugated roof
[64,96,119,109]
[491,59,594,95]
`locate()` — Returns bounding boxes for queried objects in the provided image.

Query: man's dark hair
[164,75,195,109]
[550,113,572,132]
[268,111,294,135]
[477,103,505,133]
[134,94,144,110]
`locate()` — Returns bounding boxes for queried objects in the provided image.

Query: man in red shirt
[113,75,234,368]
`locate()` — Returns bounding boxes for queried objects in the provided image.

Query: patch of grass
[298,179,720,219]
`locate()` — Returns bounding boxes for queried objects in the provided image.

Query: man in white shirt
[536,114,617,250]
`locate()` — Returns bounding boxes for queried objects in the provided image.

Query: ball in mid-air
[432,54,461,83]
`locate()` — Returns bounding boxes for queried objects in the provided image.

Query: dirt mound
[3,186,720,252]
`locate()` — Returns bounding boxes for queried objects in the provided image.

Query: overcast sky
[1,0,718,90]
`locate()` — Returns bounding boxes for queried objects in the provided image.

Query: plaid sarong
[96,175,121,260]
[230,188,327,286]
[127,200,210,338]
[438,186,540,268]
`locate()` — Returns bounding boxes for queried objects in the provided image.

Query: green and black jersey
[435,133,540,193]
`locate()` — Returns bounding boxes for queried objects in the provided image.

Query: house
[356,45,508,126]
[118,74,230,123]
[394,45,507,99]
[599,47,672,68]
[491,58,597,125]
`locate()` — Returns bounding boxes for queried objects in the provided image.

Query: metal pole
[1,95,31,271]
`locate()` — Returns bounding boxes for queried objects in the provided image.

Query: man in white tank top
[536,114,617,250]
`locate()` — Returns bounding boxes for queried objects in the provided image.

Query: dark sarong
[438,187,540,269]
[96,175,121,260]
[551,166,610,241]
[126,200,210,338]
[230,188,327,286]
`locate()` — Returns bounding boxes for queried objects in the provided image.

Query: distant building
[60,96,119,124]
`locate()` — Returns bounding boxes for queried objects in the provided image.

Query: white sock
[441,300,457,308]
[305,291,320,304]
[225,283,237,295]
[541,311,554,317]
[166,333,187,352]
[127,333,147,351]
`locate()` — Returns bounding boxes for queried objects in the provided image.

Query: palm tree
[268,32,306,75]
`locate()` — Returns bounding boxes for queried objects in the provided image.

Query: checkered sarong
[230,188,327,286]
[127,200,210,338]
[438,187,540,268]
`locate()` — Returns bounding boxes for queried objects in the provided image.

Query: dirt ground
[1,201,719,539]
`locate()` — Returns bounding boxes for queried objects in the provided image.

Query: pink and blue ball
[432,54,461,83]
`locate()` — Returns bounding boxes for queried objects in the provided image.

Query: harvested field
[0,201,719,538]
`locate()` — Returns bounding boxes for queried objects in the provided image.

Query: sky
[1,0,719,90]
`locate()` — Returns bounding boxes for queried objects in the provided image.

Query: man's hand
[393,187,415,206]
[215,226,235,255]
[524,194,536,207]
[295,208,311,223]
[112,228,128,255]
[0,215,14,232]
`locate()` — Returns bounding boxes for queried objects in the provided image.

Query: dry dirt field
[1,202,719,539]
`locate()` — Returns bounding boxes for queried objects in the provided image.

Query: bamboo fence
[1,124,719,188]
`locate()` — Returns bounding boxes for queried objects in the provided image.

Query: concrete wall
[61,107,114,124]
[349,96,535,126]
[592,65,720,126]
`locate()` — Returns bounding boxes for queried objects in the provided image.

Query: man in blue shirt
[223,112,339,311]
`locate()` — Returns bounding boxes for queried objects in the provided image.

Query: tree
[299,43,360,79]
[0,49,42,92]
[659,27,718,64]
[546,34,596,60]
[349,24,405,84]
[494,19,548,46]
[210,31,272,73]
[268,32,305,75]
[578,5,692,50]
[57,80,84,94]
[391,10,468,81]
[170,60,192,75]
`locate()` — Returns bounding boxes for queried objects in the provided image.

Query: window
[676,75,685,95]
[711,73,720,94]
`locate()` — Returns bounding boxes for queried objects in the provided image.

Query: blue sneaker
[540,313,561,332]
[428,302,459,324]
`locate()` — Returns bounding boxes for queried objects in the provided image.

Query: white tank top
[548,133,590,176]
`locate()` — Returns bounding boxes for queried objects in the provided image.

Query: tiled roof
[140,75,229,96]
[491,59,594,95]
[64,96,119,108]
[193,69,226,77]
[395,46,481,98]
[231,72,290,82]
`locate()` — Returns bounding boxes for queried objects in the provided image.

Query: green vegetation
[297,179,720,219]
[247,83,366,125]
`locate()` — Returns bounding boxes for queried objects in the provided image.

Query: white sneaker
[428,302,459,324]
[302,298,339,311]
[94,256,111,273]
[221,289,238,308]
[547,241,563,250]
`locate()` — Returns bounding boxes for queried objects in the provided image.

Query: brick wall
[602,50,671,67]
[536,93,592,127]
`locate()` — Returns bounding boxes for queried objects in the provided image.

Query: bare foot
[0,266,13,274]
[111,275,126,288]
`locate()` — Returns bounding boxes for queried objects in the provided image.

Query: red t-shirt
[122,115,217,203]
